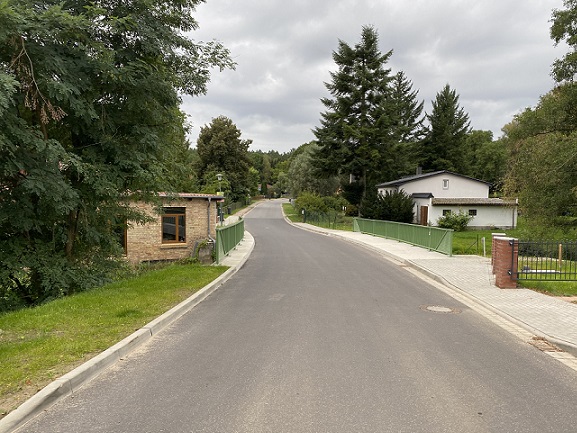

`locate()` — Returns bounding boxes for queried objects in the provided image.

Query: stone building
[124,193,223,264]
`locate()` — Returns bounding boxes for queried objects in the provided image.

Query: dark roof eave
[376,170,492,188]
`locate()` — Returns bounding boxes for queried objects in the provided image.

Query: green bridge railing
[215,219,245,264]
[353,218,453,256]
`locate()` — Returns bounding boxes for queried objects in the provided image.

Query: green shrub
[294,192,328,214]
[437,211,472,231]
[361,190,414,223]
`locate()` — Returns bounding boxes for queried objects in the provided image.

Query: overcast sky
[182,0,567,154]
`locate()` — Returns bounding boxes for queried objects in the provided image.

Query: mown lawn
[0,263,227,417]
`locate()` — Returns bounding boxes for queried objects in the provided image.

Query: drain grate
[529,336,563,352]
[420,305,461,314]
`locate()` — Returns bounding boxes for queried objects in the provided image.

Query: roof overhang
[431,198,518,206]
[158,192,225,201]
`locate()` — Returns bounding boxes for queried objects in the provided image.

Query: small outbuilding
[124,193,223,264]
[376,171,518,229]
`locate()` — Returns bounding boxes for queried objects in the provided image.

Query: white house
[376,171,518,229]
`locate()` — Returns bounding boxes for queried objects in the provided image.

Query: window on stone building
[162,207,186,243]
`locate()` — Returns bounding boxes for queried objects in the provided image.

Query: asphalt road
[18,201,577,432]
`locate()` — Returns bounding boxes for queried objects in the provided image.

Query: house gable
[377,171,490,199]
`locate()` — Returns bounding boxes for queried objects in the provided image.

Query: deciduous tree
[504,84,577,228]
[0,0,234,306]
[196,116,252,202]
[551,0,577,82]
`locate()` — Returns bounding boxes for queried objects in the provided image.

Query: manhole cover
[420,305,460,314]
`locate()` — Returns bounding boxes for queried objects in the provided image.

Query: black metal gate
[514,240,577,281]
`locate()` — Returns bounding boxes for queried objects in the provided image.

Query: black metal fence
[514,240,577,281]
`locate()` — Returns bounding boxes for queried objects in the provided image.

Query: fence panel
[215,219,245,264]
[515,240,577,281]
[353,218,453,256]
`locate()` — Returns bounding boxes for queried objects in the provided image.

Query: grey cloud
[185,0,566,152]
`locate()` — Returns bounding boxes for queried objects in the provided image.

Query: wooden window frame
[162,207,186,244]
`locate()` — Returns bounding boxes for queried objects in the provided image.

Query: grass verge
[517,280,577,297]
[282,203,301,223]
[282,203,354,230]
[0,263,227,417]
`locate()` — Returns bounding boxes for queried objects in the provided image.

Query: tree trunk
[65,208,80,260]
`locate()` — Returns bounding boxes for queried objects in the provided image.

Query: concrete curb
[0,231,255,433]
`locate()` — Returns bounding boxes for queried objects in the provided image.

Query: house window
[442,179,449,190]
[469,209,478,216]
[443,209,451,216]
[162,207,186,243]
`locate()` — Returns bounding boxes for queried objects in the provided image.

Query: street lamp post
[216,173,223,225]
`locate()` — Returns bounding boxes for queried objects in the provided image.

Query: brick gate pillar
[492,237,518,289]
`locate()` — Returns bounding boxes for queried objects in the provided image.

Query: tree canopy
[0,0,234,306]
[196,116,252,202]
[551,0,577,82]
[504,84,577,227]
[420,84,471,173]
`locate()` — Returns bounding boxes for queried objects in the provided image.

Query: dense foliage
[293,192,347,215]
[196,116,252,202]
[360,190,415,223]
[0,0,233,306]
[503,84,577,229]
[420,84,471,173]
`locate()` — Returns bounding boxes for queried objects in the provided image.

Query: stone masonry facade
[125,196,219,264]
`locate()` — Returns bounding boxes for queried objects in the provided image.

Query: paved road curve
[18,201,577,432]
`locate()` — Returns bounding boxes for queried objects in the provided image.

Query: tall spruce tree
[313,26,394,210]
[388,71,425,179]
[390,71,425,144]
[421,84,471,173]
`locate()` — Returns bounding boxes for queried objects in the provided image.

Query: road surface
[18,201,577,432]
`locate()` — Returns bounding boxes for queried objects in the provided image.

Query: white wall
[428,205,517,229]
[378,173,489,199]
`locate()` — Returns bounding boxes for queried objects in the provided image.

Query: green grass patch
[282,203,354,231]
[0,263,227,416]
[282,203,301,223]
[517,280,577,297]
[452,226,524,256]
